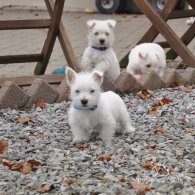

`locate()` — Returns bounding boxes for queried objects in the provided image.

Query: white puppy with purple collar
[81,19,120,81]
[66,67,135,144]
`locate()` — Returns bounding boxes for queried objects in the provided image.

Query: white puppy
[66,67,135,143]
[186,5,195,25]
[127,43,166,79]
[81,19,120,81]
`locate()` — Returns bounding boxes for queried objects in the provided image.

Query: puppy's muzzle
[81,99,88,106]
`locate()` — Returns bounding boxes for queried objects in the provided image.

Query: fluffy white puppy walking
[66,68,135,143]
[81,19,120,81]
[127,43,166,79]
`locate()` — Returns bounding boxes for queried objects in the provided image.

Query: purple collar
[91,46,108,51]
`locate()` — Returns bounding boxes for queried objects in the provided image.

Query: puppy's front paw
[125,126,136,133]
[73,135,89,143]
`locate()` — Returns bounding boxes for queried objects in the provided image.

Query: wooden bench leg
[34,0,65,75]
[45,0,80,72]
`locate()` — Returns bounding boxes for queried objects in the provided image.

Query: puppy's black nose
[99,39,105,44]
[81,99,88,105]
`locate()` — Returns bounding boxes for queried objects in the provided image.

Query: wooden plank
[34,0,65,75]
[0,74,65,87]
[0,19,51,30]
[45,0,80,72]
[169,10,195,19]
[133,0,195,68]
[120,0,178,68]
[0,54,43,64]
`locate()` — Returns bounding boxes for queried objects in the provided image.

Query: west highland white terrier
[81,19,120,81]
[66,67,135,143]
[126,43,166,79]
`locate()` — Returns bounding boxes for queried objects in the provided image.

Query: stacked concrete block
[141,71,166,90]
[25,78,59,108]
[115,70,142,93]
[56,78,70,102]
[0,81,29,109]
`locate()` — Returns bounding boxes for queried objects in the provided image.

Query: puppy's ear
[87,20,96,29]
[66,67,77,86]
[107,19,116,29]
[139,51,148,59]
[92,71,103,86]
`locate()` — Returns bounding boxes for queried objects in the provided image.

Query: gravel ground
[0,86,195,195]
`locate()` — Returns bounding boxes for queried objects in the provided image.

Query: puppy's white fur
[66,68,135,143]
[127,43,166,78]
[81,19,120,81]
[186,5,195,25]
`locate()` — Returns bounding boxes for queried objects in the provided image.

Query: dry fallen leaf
[185,129,195,135]
[77,145,89,151]
[148,144,157,149]
[118,177,126,183]
[153,97,172,106]
[38,132,45,140]
[131,180,153,191]
[143,162,156,170]
[148,106,158,116]
[167,165,174,173]
[97,155,112,161]
[38,183,55,193]
[137,89,153,100]
[2,161,13,169]
[22,162,32,174]
[180,86,192,93]
[180,118,188,125]
[27,159,41,168]
[0,140,8,154]
[17,117,31,124]
[153,128,167,134]
[62,178,76,185]
[36,98,46,109]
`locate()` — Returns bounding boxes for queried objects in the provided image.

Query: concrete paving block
[141,71,166,90]
[115,70,141,93]
[26,78,59,107]
[177,68,195,85]
[102,76,116,92]
[56,78,70,102]
[0,81,29,109]
[163,68,187,87]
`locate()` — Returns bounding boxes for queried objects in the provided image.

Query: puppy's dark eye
[146,64,151,68]
[75,90,80,94]
[90,89,95,93]
[95,32,99,36]
[105,32,109,36]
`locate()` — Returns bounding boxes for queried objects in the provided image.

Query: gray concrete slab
[0,8,194,78]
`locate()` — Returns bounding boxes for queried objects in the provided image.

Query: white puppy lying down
[66,68,135,144]
[81,19,120,81]
[127,43,166,79]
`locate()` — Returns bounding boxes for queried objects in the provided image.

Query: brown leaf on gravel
[97,155,112,161]
[180,118,188,125]
[17,117,31,124]
[148,144,157,149]
[62,178,76,185]
[0,140,8,154]
[153,97,172,106]
[131,180,154,191]
[36,98,46,109]
[153,128,167,134]
[77,145,89,151]
[143,162,156,170]
[148,106,158,116]
[180,86,192,93]
[185,129,195,135]
[118,177,126,183]
[167,165,174,173]
[22,162,32,174]
[38,183,55,193]
[38,132,45,140]
[2,159,41,174]
[137,89,153,100]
